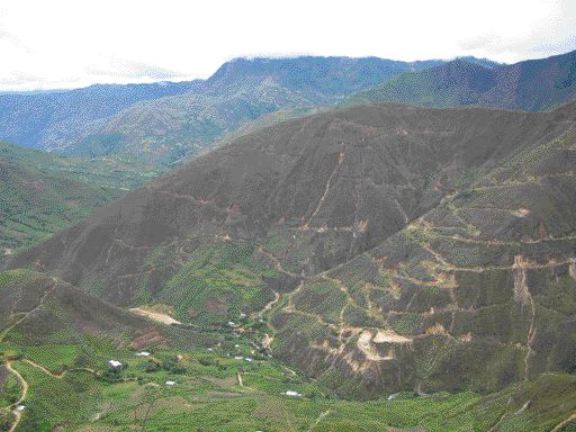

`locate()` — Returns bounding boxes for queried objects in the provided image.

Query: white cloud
[0,0,574,90]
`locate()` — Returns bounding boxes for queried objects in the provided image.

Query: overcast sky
[1,0,575,91]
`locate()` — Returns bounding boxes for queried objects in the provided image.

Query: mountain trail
[550,412,576,432]
[307,409,332,431]
[513,256,536,380]
[304,149,345,226]
[0,280,56,343]
[256,246,300,277]
[22,359,95,379]
[5,361,28,432]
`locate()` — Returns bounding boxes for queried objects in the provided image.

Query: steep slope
[7,103,576,397]
[0,141,131,258]
[0,140,161,259]
[273,103,576,397]
[353,49,576,111]
[352,60,498,108]
[0,269,169,347]
[0,81,200,152]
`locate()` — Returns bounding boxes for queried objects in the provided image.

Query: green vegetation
[3,334,576,431]
[0,140,159,254]
[159,242,279,324]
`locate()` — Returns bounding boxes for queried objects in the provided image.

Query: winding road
[5,361,28,432]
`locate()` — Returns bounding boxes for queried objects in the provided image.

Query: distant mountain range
[352,49,576,111]
[0,81,201,153]
[0,57,444,164]
[3,50,576,168]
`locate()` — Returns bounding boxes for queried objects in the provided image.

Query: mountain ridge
[352,49,576,111]
[0,56,445,164]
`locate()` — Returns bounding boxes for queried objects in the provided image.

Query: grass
[158,242,279,325]
[0,140,160,255]
[2,326,576,431]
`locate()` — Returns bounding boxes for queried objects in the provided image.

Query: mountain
[7,101,576,399]
[352,49,576,111]
[0,81,201,153]
[0,269,164,347]
[454,56,502,69]
[70,56,444,164]
[0,140,158,258]
[0,57,442,165]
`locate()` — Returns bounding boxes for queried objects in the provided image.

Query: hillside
[0,57,442,165]
[7,102,576,399]
[0,270,163,347]
[0,81,201,152]
[0,141,158,258]
[2,270,576,431]
[71,56,443,164]
[353,49,576,111]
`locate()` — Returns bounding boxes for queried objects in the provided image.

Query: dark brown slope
[7,104,568,304]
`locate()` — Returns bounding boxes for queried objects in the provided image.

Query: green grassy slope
[1,271,576,432]
[0,141,158,256]
[1,336,575,429]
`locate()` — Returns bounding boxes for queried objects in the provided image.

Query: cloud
[86,58,183,80]
[0,0,575,90]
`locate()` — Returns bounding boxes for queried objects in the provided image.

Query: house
[108,360,123,369]
[165,380,176,386]
[285,390,302,397]
[135,351,151,357]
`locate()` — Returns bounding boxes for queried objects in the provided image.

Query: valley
[1,274,576,432]
[0,141,158,257]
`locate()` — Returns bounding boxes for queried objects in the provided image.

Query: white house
[108,360,122,369]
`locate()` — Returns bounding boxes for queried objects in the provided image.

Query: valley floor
[2,334,576,432]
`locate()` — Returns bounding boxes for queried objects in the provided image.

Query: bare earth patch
[129,307,182,325]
